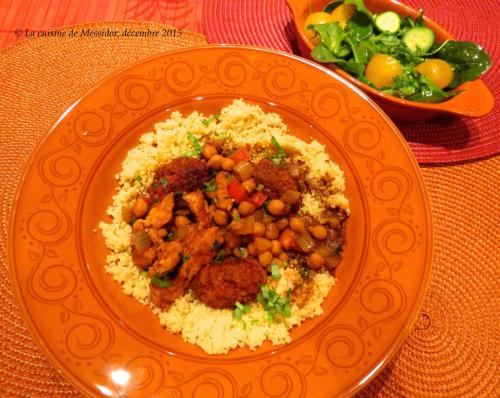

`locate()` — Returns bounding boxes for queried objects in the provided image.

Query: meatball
[149,157,210,201]
[253,158,298,198]
[191,258,267,309]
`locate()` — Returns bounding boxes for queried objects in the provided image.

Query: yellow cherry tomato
[304,12,333,43]
[416,59,454,89]
[365,54,403,88]
[330,4,356,28]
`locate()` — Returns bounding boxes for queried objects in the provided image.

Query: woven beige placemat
[0,20,498,398]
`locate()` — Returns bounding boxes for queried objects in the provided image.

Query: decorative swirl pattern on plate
[164,61,203,94]
[26,203,71,245]
[38,148,82,187]
[260,363,306,398]
[374,220,417,256]
[318,326,365,369]
[28,260,77,303]
[124,355,164,397]
[344,120,382,157]
[310,85,348,119]
[73,111,110,145]
[215,53,259,88]
[115,75,152,110]
[262,64,297,98]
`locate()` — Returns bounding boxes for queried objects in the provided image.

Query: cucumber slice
[403,26,435,53]
[374,11,401,33]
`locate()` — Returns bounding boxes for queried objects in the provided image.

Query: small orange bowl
[286,0,494,121]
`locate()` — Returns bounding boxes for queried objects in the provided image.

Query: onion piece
[296,230,315,253]
[229,214,255,235]
[233,161,254,181]
[281,189,301,204]
[132,230,151,252]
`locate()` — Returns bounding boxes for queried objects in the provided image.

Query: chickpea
[279,252,289,261]
[241,179,256,194]
[271,240,282,256]
[310,225,328,240]
[208,154,223,170]
[258,251,273,267]
[253,222,266,237]
[175,215,191,227]
[133,197,149,218]
[202,144,217,160]
[265,223,280,240]
[307,252,325,270]
[279,228,297,250]
[328,217,341,228]
[289,217,305,233]
[247,242,258,256]
[213,209,229,226]
[221,157,235,171]
[276,218,289,230]
[254,237,272,253]
[239,201,256,217]
[267,199,285,216]
[158,228,167,238]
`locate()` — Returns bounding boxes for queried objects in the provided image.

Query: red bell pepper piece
[230,147,251,164]
[227,179,247,203]
[248,191,267,208]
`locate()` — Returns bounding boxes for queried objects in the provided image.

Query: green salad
[304,0,492,103]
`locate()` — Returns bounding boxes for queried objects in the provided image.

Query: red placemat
[203,0,500,164]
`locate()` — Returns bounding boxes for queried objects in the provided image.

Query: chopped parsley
[237,246,248,257]
[204,178,217,192]
[268,136,286,165]
[182,132,202,157]
[151,273,171,288]
[214,251,224,262]
[256,183,264,191]
[165,231,176,241]
[233,301,251,320]
[182,255,191,264]
[134,175,143,184]
[201,114,219,126]
[257,285,292,322]
[271,263,281,280]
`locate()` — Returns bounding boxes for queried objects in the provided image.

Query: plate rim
[7,44,434,397]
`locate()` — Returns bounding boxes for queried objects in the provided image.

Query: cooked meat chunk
[132,245,156,269]
[145,193,174,228]
[148,240,183,277]
[150,277,187,307]
[150,158,210,201]
[179,226,224,281]
[183,190,210,226]
[191,258,267,309]
[215,172,233,211]
[253,158,298,198]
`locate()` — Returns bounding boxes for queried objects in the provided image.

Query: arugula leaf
[268,136,286,165]
[346,12,373,43]
[311,43,348,63]
[323,1,341,13]
[344,0,373,18]
[309,22,350,58]
[438,41,492,88]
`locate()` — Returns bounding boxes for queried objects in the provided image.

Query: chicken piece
[145,193,174,228]
[150,277,187,307]
[179,226,224,281]
[147,240,183,277]
[149,158,210,201]
[183,190,210,226]
[132,245,157,270]
[215,172,233,211]
[191,258,267,309]
[253,158,298,198]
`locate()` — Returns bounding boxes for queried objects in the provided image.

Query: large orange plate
[8,45,433,397]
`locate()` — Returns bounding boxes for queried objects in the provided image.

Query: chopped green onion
[238,246,247,257]
[140,270,148,277]
[182,132,202,157]
[268,136,286,165]
[166,232,176,241]
[204,178,217,192]
[271,263,281,280]
[256,285,292,322]
[134,175,142,183]
[213,198,218,205]
[299,267,309,278]
[182,255,191,263]
[152,274,171,288]
[231,209,240,221]
[213,240,223,251]
[257,183,264,191]
[201,114,219,126]
[233,307,243,320]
